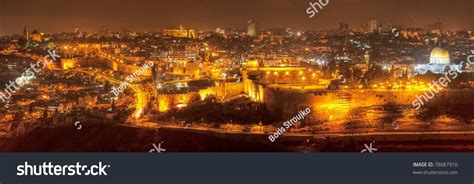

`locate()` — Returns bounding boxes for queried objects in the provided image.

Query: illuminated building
[78,96,97,109]
[368,18,378,33]
[245,59,260,68]
[246,54,297,66]
[30,29,42,42]
[185,61,201,78]
[429,47,450,64]
[363,51,370,72]
[247,19,257,36]
[158,51,198,74]
[413,47,461,74]
[100,27,112,38]
[163,26,196,38]
[60,59,78,69]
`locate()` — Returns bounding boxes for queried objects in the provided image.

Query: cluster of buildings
[0,18,473,127]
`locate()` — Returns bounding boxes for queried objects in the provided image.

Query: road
[74,68,147,119]
[95,52,149,119]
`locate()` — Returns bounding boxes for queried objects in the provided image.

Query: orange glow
[112,61,118,71]
[246,60,259,68]
[199,88,215,100]
[317,98,352,123]
[61,59,77,69]
[245,80,265,102]
[158,97,170,112]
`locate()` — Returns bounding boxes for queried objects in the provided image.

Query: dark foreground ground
[0,124,287,152]
[1,123,474,152]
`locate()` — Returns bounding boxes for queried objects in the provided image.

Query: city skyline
[1,0,474,35]
[1,0,474,153]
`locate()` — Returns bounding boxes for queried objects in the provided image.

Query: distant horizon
[4,23,474,37]
[1,0,474,35]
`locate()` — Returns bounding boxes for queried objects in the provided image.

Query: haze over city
[1,0,474,35]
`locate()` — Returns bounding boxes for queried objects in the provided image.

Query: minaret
[364,50,370,71]
[23,26,29,42]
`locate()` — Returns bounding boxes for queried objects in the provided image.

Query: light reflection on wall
[313,94,352,123]
[157,82,244,112]
[157,95,171,112]
[157,94,192,112]
[244,79,264,102]
[198,88,215,100]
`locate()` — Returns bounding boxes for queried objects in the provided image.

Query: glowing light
[199,88,215,100]
[61,59,77,69]
[134,108,143,118]
[158,100,170,112]
[176,103,187,108]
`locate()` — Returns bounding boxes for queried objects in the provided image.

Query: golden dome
[431,47,449,58]
[430,47,450,64]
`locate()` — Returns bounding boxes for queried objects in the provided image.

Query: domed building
[413,47,461,75]
[430,47,450,64]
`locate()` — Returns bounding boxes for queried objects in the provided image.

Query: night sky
[1,0,473,35]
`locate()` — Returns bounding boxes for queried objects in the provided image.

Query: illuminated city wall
[157,93,194,112]
[199,82,244,100]
[157,82,244,112]
[163,28,196,38]
[244,79,265,102]
[264,88,474,122]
